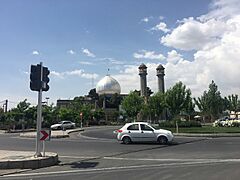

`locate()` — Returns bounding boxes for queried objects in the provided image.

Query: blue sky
[1,0,239,108]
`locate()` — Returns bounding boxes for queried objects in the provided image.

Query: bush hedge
[159,120,202,128]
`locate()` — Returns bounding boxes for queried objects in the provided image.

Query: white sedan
[114,122,173,144]
[51,121,76,130]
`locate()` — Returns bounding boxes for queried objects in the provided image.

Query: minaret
[156,64,165,93]
[157,64,166,120]
[138,63,147,97]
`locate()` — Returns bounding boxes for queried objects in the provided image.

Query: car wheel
[57,126,62,130]
[157,136,168,145]
[122,136,131,144]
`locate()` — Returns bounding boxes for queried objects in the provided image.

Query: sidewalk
[0,128,83,173]
[0,150,58,172]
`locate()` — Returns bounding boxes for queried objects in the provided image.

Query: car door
[139,124,156,142]
[126,124,141,142]
[62,121,70,129]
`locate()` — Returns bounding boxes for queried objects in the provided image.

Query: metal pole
[42,140,45,157]
[35,62,43,157]
[5,100,8,113]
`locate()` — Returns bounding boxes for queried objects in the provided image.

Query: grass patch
[159,126,240,134]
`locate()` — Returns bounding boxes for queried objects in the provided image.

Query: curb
[20,133,69,139]
[174,133,240,137]
[19,128,84,139]
[0,153,58,169]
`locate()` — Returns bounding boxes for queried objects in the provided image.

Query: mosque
[57,63,166,123]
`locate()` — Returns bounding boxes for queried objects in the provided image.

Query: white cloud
[140,16,154,23]
[200,0,240,21]
[51,69,98,79]
[159,16,165,20]
[82,48,96,58]
[51,71,64,79]
[79,61,93,65]
[67,50,76,55]
[133,50,165,61]
[32,50,39,55]
[166,50,185,64]
[151,22,170,33]
[101,57,125,65]
[161,18,233,50]
[114,0,240,97]
[141,17,149,23]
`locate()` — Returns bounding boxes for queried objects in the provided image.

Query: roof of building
[96,75,121,95]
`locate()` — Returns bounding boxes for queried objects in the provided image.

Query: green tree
[227,94,240,112]
[0,108,6,128]
[224,94,240,119]
[121,91,144,121]
[71,96,84,111]
[206,81,223,121]
[42,104,56,128]
[195,81,223,122]
[165,82,193,119]
[24,106,37,128]
[58,108,76,122]
[148,92,166,120]
[7,99,31,129]
[194,91,209,123]
[92,109,105,121]
[80,104,93,126]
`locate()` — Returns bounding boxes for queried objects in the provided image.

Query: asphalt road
[1,126,240,180]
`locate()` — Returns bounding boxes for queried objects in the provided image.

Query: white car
[114,122,174,144]
[51,121,76,130]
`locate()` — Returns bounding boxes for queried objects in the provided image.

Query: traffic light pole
[35,62,43,157]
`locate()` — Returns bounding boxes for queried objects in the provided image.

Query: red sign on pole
[40,130,50,141]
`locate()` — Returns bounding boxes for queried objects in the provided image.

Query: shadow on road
[57,137,209,171]
[70,161,99,169]
[109,138,209,157]
[59,161,99,169]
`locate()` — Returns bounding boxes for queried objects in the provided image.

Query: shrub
[159,120,202,128]
[232,122,240,127]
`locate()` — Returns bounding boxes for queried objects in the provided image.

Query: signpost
[40,130,51,141]
[30,62,50,157]
[40,130,51,157]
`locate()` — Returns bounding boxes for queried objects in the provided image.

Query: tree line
[121,81,240,122]
[0,80,239,130]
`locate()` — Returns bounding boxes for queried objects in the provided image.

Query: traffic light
[30,65,41,91]
[42,67,50,91]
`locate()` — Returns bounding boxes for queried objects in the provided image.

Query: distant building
[96,74,123,122]
[56,99,72,109]
[56,64,166,122]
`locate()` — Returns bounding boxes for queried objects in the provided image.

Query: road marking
[103,157,240,162]
[5,159,240,178]
[78,133,115,141]
[60,155,100,159]
[60,155,240,163]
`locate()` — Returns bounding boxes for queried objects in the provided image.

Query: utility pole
[5,100,8,113]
